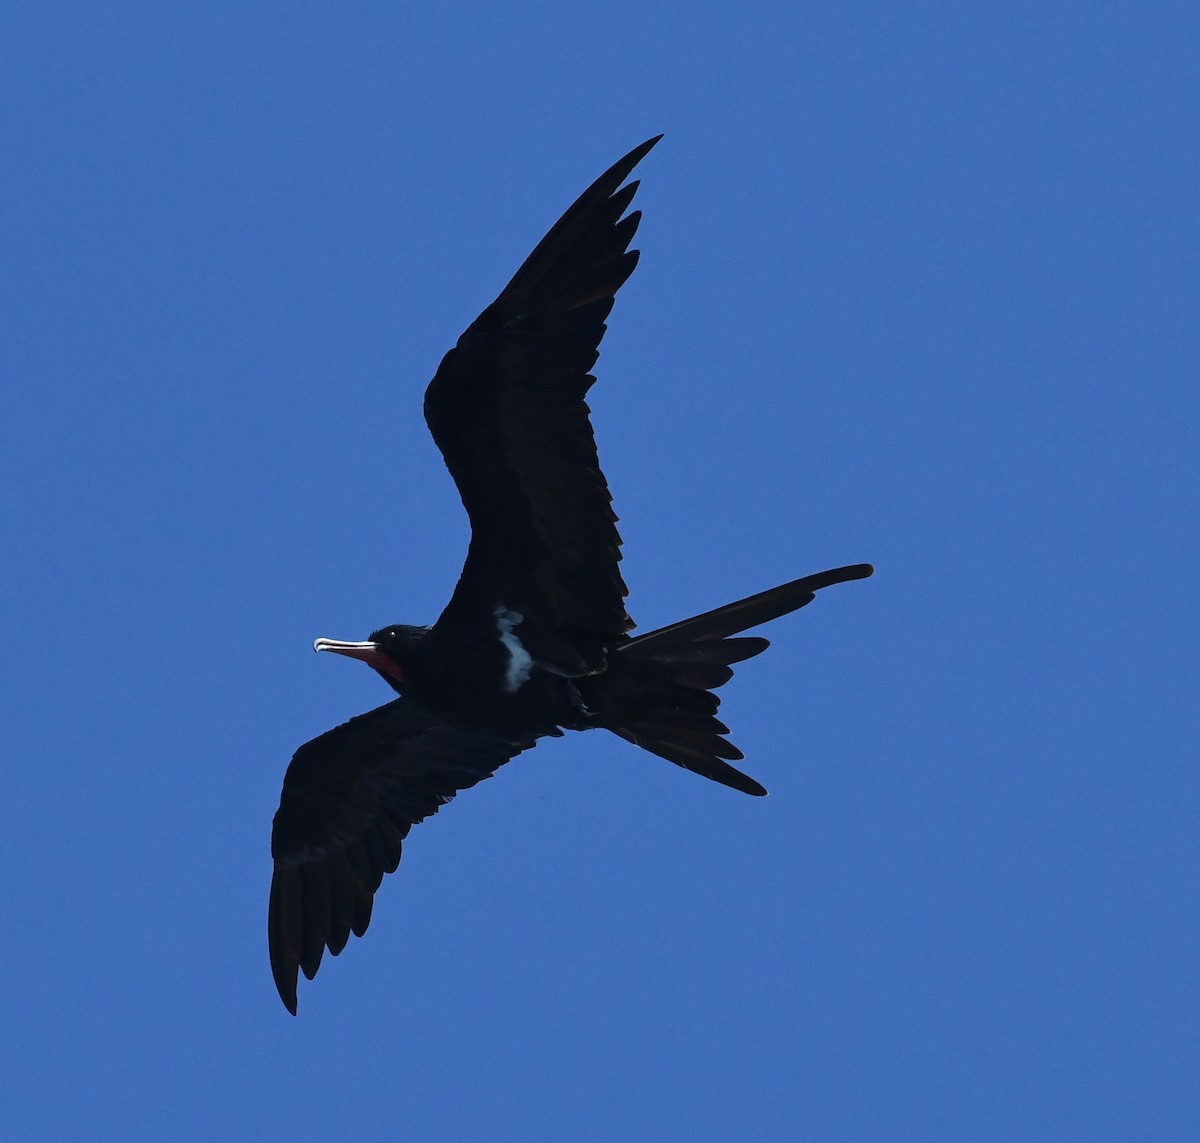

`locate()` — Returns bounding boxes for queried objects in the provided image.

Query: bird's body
[269,137,873,1013]
[325,617,592,733]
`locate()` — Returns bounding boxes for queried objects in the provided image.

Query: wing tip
[612,136,663,188]
[629,134,664,162]
[269,937,300,1015]
[270,947,300,1014]
[589,135,664,202]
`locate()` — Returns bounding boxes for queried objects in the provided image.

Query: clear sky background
[3,3,1196,1140]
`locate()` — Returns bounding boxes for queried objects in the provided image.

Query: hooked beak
[313,638,388,668]
[314,638,377,656]
[313,638,408,686]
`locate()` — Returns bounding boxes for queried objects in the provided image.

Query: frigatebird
[269,136,873,1013]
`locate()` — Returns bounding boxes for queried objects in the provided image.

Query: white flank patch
[495,607,533,693]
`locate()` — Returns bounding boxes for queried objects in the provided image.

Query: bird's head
[313,624,428,690]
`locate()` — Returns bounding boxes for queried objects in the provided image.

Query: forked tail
[596,564,873,795]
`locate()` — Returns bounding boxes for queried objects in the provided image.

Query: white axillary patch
[494,607,533,693]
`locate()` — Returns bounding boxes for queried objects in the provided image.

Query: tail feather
[625,565,874,653]
[600,563,873,796]
[610,728,768,797]
[633,709,732,736]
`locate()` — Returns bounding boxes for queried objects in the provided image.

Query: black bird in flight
[269,136,873,1013]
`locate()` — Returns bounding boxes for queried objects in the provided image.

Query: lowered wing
[269,698,535,1013]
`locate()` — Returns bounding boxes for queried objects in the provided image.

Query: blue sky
[3,2,1196,1139]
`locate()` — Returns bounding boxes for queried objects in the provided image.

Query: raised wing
[424,137,661,663]
[268,698,535,1013]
